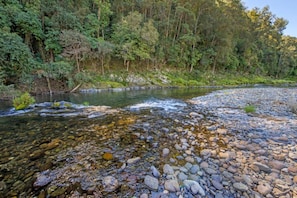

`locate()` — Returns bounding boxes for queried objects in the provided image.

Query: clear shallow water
[0,87,217,113]
[0,87,217,197]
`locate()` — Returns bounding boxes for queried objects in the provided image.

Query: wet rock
[44,139,61,150]
[183,180,205,196]
[34,174,53,188]
[268,160,286,170]
[37,190,46,198]
[233,182,248,192]
[164,180,180,192]
[102,152,113,160]
[257,182,272,195]
[29,149,45,160]
[49,187,67,197]
[0,181,6,191]
[102,176,119,192]
[144,175,159,190]
[127,157,140,164]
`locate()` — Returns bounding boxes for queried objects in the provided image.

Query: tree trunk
[45,75,52,96]
[101,56,105,75]
[75,53,80,72]
[97,2,101,38]
[212,59,217,74]
[125,60,130,72]
[49,50,54,62]
[38,40,46,62]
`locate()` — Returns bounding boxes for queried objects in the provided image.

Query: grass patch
[243,105,256,113]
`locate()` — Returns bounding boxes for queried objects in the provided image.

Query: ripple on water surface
[128,98,187,111]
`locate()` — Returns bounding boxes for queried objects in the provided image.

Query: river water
[0,87,217,197]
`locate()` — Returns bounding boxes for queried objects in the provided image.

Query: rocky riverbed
[1,87,297,197]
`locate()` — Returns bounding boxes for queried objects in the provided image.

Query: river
[0,87,217,197]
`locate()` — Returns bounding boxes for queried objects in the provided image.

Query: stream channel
[0,87,218,197]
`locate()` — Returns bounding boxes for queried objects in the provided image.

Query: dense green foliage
[13,92,35,110]
[1,0,297,92]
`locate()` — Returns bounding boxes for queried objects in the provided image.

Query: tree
[0,31,34,84]
[59,30,91,72]
[88,39,114,74]
[112,11,159,71]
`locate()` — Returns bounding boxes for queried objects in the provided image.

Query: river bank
[0,87,297,197]
[34,87,297,197]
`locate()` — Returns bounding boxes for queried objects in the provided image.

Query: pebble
[211,179,224,190]
[151,166,161,178]
[162,148,170,156]
[233,182,248,192]
[269,160,286,170]
[183,180,205,196]
[164,180,180,192]
[189,165,199,174]
[140,193,149,198]
[127,157,141,164]
[253,162,272,173]
[257,182,272,195]
[144,175,159,190]
[178,172,188,181]
[102,176,119,192]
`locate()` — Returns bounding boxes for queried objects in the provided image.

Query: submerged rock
[34,173,53,188]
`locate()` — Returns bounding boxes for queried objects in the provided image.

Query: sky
[242,0,297,37]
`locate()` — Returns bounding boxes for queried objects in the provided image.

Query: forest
[1,0,297,95]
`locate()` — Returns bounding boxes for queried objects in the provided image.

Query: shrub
[83,101,90,106]
[13,92,35,110]
[244,105,256,113]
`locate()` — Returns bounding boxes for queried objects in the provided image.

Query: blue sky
[242,0,297,37]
